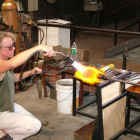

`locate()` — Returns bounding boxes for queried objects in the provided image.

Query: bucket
[56,79,80,114]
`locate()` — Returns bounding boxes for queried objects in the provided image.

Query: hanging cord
[19,19,44,51]
[19,22,28,50]
[31,21,44,44]
[19,51,41,86]
[27,15,44,44]
[15,82,36,93]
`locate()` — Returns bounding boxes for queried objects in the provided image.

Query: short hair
[0,31,16,48]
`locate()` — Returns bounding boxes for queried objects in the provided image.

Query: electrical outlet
[28,0,38,11]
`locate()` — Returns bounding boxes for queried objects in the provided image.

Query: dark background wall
[0,0,139,27]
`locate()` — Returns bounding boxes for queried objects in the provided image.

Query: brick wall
[20,24,31,39]
[20,14,31,40]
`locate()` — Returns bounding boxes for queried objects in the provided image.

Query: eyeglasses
[3,42,15,51]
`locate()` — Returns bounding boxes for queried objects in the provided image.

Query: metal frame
[110,90,140,139]
[96,82,127,140]
[37,21,140,47]
[72,71,140,140]
[73,77,96,119]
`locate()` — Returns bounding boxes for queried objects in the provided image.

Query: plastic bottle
[71,42,77,61]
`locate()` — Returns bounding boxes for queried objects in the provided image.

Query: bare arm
[14,67,42,82]
[0,44,54,73]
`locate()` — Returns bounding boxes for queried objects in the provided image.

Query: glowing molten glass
[74,63,105,85]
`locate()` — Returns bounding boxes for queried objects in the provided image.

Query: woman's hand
[38,45,54,57]
[15,67,42,82]
[30,67,42,75]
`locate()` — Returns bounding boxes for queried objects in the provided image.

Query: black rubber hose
[19,51,41,86]
[19,51,69,86]
[45,79,55,90]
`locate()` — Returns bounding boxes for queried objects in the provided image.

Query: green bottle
[71,42,77,60]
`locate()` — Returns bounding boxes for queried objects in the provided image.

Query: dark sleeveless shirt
[0,70,15,112]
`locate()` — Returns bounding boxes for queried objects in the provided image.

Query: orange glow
[75,64,105,85]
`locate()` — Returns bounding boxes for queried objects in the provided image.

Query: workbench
[73,72,140,140]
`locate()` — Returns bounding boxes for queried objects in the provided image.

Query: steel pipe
[38,23,140,35]
[101,75,140,87]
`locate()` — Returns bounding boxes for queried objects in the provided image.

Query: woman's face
[0,37,15,60]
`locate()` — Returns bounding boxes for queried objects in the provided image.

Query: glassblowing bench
[72,72,140,140]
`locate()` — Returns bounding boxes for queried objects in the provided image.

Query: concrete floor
[14,87,140,140]
[15,19,140,140]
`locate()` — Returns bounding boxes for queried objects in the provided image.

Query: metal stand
[73,71,140,140]
[73,77,96,119]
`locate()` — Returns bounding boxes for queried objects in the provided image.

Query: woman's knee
[23,118,42,135]
[31,119,42,135]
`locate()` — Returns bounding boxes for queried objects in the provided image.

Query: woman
[0,31,54,140]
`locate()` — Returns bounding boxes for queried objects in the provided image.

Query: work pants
[0,103,41,140]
